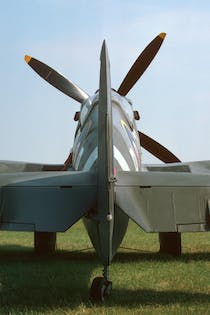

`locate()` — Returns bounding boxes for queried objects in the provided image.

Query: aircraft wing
[0,170,96,232]
[115,171,210,233]
[143,160,210,174]
[0,160,64,172]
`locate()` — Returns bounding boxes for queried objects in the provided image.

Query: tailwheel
[90,277,112,303]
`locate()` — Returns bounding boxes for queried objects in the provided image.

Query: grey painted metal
[25,56,89,103]
[0,171,96,232]
[82,42,116,266]
[117,170,210,187]
[144,160,210,174]
[82,47,134,264]
[0,161,64,173]
[116,171,210,232]
[97,41,115,266]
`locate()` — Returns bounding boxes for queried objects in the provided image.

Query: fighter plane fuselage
[72,91,141,172]
[71,90,141,263]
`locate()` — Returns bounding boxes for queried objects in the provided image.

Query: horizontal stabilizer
[0,171,96,232]
[115,171,210,232]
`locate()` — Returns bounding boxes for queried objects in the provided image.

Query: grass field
[0,220,209,315]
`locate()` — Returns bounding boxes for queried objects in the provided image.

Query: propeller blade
[24,55,89,103]
[139,131,181,163]
[118,33,166,96]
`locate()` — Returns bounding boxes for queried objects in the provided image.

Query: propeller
[118,32,179,163]
[118,33,166,96]
[139,131,181,163]
[24,55,89,103]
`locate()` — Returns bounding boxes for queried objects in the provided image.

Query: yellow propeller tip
[24,55,32,64]
[159,32,166,39]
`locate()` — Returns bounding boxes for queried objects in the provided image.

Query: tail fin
[98,41,114,184]
[97,41,115,265]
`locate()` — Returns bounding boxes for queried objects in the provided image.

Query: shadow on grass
[0,245,99,310]
[109,288,210,306]
[0,244,96,261]
[1,245,209,263]
[114,251,210,263]
[0,246,209,310]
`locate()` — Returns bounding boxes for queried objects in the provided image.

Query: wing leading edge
[115,171,210,233]
[0,171,96,232]
[0,160,64,173]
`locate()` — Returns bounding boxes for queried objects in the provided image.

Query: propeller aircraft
[1,33,210,302]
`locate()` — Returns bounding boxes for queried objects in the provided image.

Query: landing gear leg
[34,232,57,254]
[159,232,181,256]
[90,265,112,303]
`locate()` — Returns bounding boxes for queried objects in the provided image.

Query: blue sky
[0,1,210,164]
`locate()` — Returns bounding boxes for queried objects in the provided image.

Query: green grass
[0,221,209,314]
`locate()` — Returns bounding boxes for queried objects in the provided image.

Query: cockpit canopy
[79,90,134,127]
